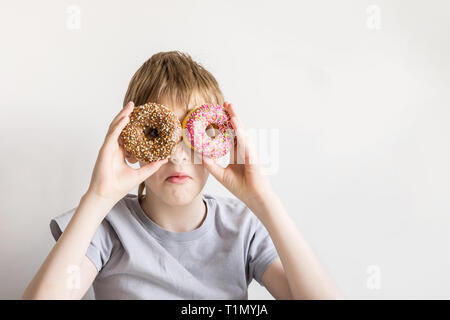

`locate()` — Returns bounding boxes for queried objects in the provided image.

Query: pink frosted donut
[182,103,234,159]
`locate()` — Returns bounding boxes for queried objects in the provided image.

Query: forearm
[22,193,112,299]
[249,194,343,300]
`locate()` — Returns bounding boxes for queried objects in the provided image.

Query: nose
[169,140,191,165]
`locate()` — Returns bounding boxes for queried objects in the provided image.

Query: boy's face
[129,96,210,206]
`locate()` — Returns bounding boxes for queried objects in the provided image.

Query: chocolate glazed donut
[120,102,182,162]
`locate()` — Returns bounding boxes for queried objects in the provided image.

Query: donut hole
[205,123,220,139]
[144,126,159,140]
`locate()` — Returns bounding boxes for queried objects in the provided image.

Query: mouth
[165,172,192,184]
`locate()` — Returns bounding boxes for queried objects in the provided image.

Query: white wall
[1,0,450,299]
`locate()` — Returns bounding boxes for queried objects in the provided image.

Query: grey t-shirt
[50,193,279,299]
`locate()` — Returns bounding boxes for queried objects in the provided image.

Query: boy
[22,51,341,299]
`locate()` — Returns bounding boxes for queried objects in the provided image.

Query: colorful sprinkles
[119,102,182,162]
[182,103,234,159]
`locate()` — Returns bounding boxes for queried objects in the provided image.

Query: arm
[201,101,342,300]
[22,193,110,299]
[260,258,293,300]
[252,194,343,300]
[23,101,167,299]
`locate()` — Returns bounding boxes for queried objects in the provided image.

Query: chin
[161,188,198,206]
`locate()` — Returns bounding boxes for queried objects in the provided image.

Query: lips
[165,172,191,184]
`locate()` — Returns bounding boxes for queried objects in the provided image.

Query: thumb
[135,158,168,181]
[202,156,225,182]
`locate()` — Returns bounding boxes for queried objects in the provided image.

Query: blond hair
[123,51,224,203]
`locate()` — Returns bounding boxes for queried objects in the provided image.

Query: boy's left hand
[200,102,275,214]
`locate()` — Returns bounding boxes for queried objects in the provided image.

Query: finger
[203,156,223,178]
[223,102,243,164]
[109,101,134,131]
[136,158,168,180]
[110,101,134,129]
[224,102,245,130]
[224,102,246,144]
[202,155,226,182]
[228,111,251,164]
[105,114,130,147]
[225,102,258,165]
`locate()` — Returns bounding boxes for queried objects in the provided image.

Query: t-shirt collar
[130,193,215,243]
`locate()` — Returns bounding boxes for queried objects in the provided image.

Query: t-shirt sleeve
[247,217,279,286]
[49,207,116,272]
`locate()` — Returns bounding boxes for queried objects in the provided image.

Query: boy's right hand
[86,101,168,207]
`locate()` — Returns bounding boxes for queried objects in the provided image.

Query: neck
[139,192,207,233]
